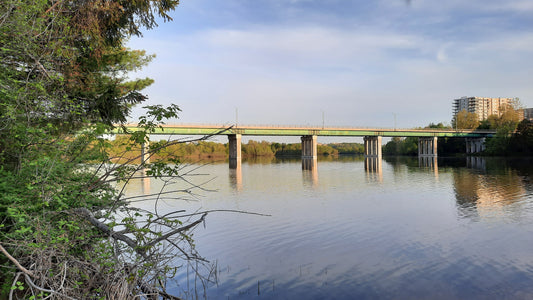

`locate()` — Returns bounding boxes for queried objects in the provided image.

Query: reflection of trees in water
[453,158,528,219]
[243,154,365,165]
[383,156,532,219]
[384,155,447,174]
[383,156,420,173]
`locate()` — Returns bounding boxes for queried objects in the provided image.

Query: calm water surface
[125,156,533,299]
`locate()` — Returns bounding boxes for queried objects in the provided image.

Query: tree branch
[23,273,77,300]
[0,243,34,277]
[145,213,208,248]
[71,207,148,259]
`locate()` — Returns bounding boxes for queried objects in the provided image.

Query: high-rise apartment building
[452,97,515,121]
[524,108,533,121]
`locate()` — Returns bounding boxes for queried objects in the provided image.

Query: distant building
[452,96,516,121]
[524,108,533,121]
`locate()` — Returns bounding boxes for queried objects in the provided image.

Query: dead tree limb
[71,207,148,259]
[0,243,34,277]
[145,213,207,248]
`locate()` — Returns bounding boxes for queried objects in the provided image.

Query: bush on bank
[0,0,213,298]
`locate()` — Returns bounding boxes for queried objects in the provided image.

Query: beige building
[453,96,515,121]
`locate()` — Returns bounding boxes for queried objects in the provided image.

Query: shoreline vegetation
[108,135,365,163]
[383,120,533,156]
[0,0,224,298]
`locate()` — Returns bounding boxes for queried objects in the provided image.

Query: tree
[513,119,533,154]
[497,103,522,130]
[426,122,449,129]
[382,137,418,155]
[0,1,237,298]
[0,0,178,167]
[452,110,479,129]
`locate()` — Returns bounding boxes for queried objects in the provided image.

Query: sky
[127,0,533,130]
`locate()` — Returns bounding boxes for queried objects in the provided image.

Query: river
[124,156,533,299]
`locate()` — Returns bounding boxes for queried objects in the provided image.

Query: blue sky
[128,0,533,129]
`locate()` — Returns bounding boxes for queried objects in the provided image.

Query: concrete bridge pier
[418,137,437,157]
[141,141,150,164]
[364,136,382,158]
[466,138,485,154]
[228,134,242,169]
[301,135,318,159]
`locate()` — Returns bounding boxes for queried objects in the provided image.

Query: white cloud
[483,0,533,12]
[200,27,418,61]
[126,0,533,128]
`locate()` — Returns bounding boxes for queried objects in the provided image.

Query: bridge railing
[123,122,495,134]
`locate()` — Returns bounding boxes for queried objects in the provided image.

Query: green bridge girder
[116,125,495,138]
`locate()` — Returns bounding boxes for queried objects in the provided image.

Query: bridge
[119,124,495,170]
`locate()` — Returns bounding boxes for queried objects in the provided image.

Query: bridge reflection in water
[134,156,518,195]
[364,157,383,182]
[141,168,151,195]
[302,158,318,188]
[229,158,242,192]
[419,156,439,178]
[131,157,531,219]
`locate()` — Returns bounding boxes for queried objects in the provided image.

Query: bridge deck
[118,124,495,138]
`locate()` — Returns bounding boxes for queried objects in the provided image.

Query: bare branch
[44,0,63,15]
[71,207,148,259]
[146,213,208,248]
[23,274,77,300]
[0,243,34,277]
[173,209,272,218]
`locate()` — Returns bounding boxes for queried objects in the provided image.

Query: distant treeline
[383,136,466,156]
[383,120,533,156]
[108,136,365,161]
[383,123,466,156]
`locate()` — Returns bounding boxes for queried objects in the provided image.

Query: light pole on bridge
[235,107,238,128]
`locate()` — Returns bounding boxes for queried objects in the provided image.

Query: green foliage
[437,137,466,156]
[329,143,364,155]
[383,123,465,156]
[272,143,302,156]
[477,105,521,131]
[242,140,275,157]
[426,122,450,129]
[476,104,524,155]
[243,141,344,157]
[452,110,479,129]
[483,119,533,155]
[318,144,339,156]
[512,119,533,154]
[0,105,214,299]
[383,137,418,156]
[0,0,219,298]
[0,0,177,167]
[109,137,228,161]
[108,140,351,160]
